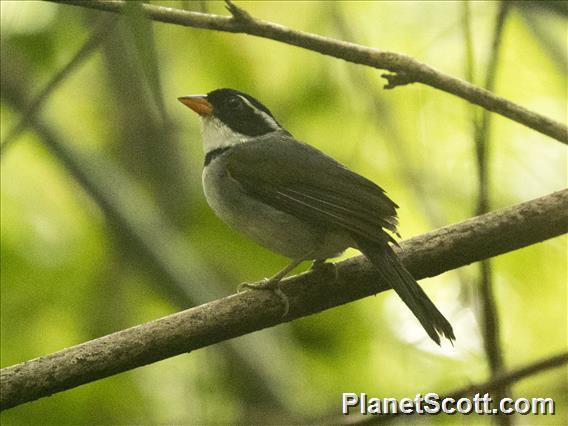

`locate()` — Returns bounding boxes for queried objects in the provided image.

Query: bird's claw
[310,260,339,281]
[237,277,272,292]
[237,278,289,317]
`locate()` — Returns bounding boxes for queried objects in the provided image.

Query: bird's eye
[227,96,242,109]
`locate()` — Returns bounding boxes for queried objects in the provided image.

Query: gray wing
[225,134,399,244]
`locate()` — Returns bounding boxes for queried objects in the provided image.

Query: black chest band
[204,146,231,167]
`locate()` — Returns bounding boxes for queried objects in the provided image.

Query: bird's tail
[353,236,455,345]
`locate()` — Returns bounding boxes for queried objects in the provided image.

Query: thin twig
[46,0,568,143]
[1,189,567,410]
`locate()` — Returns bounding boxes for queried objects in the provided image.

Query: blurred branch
[1,56,206,306]
[475,1,509,214]
[462,3,476,86]
[330,4,444,227]
[121,1,167,123]
[517,4,568,74]
[46,0,568,144]
[331,2,473,302]
[345,351,568,425]
[467,3,511,420]
[99,5,190,222]
[445,352,568,404]
[0,15,116,157]
[2,189,567,410]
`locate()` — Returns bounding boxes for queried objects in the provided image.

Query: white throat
[201,116,252,153]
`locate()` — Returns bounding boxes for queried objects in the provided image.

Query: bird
[178,88,455,345]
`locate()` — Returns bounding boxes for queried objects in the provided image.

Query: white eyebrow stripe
[237,94,281,131]
[236,94,257,110]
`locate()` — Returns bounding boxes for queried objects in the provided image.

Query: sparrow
[178,88,454,344]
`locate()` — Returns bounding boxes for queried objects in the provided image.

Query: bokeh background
[1,1,566,424]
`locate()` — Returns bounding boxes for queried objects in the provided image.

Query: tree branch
[1,189,567,410]
[46,0,568,144]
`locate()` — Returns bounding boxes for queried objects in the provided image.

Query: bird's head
[178,88,286,151]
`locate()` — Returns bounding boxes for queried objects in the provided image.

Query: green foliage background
[1,1,566,424]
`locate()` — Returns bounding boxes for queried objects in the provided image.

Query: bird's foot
[310,259,339,281]
[237,256,312,318]
[237,278,290,317]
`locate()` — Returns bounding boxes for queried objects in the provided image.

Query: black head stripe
[238,93,276,119]
[206,88,282,137]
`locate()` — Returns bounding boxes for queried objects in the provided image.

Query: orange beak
[178,95,213,116]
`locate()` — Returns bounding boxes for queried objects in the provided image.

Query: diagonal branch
[0,15,116,157]
[46,0,568,143]
[445,352,568,400]
[1,189,567,410]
